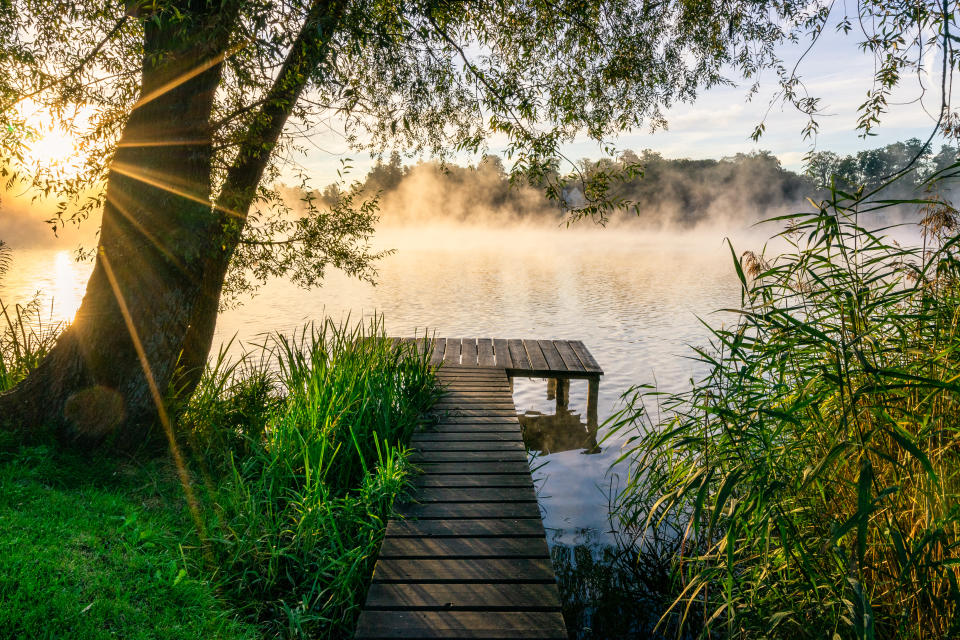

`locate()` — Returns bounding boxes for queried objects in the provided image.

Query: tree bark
[0,2,237,448]
[174,0,348,393]
[0,0,347,451]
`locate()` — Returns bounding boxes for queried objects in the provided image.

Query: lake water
[1,225,748,541]
[1,224,750,635]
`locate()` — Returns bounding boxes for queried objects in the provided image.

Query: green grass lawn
[0,320,438,639]
[0,443,256,640]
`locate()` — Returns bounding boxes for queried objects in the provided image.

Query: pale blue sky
[292,17,951,184]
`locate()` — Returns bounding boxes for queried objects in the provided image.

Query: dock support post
[587,376,599,430]
[555,378,570,413]
[546,378,556,400]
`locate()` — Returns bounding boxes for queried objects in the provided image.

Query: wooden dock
[355,338,603,640]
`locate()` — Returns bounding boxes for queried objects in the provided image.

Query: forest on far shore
[307,139,959,228]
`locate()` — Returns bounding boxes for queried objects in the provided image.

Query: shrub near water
[180,318,438,638]
[611,169,960,639]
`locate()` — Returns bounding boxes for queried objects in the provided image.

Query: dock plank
[378,537,548,558]
[493,338,512,368]
[460,339,478,366]
[443,338,462,365]
[413,486,537,502]
[477,339,495,366]
[411,432,523,442]
[355,611,566,639]
[363,583,561,611]
[523,340,549,371]
[398,502,541,519]
[413,441,526,452]
[430,339,446,366]
[413,475,533,488]
[372,558,555,583]
[386,518,545,537]
[415,461,531,474]
[538,340,565,371]
[507,339,531,369]
[569,340,603,373]
[553,340,584,372]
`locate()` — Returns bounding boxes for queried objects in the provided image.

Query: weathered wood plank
[523,340,549,371]
[410,450,528,463]
[372,558,554,583]
[430,417,519,426]
[378,536,548,558]
[493,338,512,368]
[421,427,520,436]
[460,338,478,366]
[569,340,603,373]
[415,461,530,474]
[538,340,565,371]
[413,441,525,452]
[413,475,533,488]
[507,339,531,369]
[430,339,446,367]
[431,409,518,417]
[399,502,541,519]
[363,583,561,611]
[433,404,517,412]
[553,340,584,372]
[477,338,495,366]
[442,338,462,365]
[413,486,537,503]
[355,611,567,639]
[411,432,523,442]
[437,395,514,403]
[434,399,516,406]
[386,518,545,537]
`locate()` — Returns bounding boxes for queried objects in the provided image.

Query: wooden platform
[355,340,603,639]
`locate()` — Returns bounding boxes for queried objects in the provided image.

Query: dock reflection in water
[518,378,601,455]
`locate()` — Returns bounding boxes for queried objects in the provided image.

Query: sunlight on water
[1,248,88,322]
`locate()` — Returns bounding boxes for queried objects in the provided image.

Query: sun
[12,98,86,179]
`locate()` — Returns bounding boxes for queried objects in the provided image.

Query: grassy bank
[610,170,960,638]
[0,307,437,638]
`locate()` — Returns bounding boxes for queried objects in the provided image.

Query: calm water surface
[1,225,746,545]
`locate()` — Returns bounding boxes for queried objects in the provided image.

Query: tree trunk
[0,0,346,451]
[0,4,234,449]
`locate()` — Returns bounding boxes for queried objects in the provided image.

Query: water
[1,224,748,635]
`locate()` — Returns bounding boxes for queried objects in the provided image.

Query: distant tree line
[312,140,958,228]
[805,138,959,191]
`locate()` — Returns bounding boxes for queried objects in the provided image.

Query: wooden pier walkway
[355,338,603,640]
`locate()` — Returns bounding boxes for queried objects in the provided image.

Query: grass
[0,270,439,640]
[609,166,960,638]
[0,443,256,640]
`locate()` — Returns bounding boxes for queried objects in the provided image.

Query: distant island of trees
[308,139,959,228]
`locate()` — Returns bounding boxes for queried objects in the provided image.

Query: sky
[2,9,954,250]
[292,16,951,183]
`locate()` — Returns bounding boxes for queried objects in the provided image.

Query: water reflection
[519,379,600,455]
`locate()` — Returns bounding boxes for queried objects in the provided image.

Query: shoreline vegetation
[607,164,960,638]
[0,307,438,638]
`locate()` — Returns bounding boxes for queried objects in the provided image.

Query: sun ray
[111,161,245,220]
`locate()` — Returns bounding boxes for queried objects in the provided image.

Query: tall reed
[610,167,960,639]
[178,318,438,638]
[0,243,63,392]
